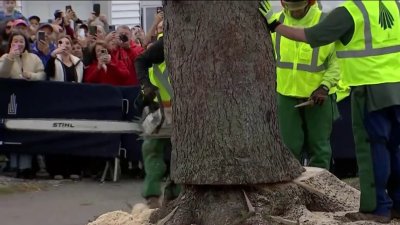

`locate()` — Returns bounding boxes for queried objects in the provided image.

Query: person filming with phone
[143,8,164,48]
[83,40,131,86]
[31,24,56,66]
[0,31,45,179]
[52,9,75,39]
[45,35,83,82]
[87,4,109,32]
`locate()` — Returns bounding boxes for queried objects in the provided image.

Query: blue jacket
[0,10,27,21]
[31,42,56,66]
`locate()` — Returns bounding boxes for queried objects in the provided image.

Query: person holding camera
[106,25,143,86]
[83,40,131,86]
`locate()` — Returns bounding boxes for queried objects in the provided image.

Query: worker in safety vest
[135,34,180,209]
[271,0,340,169]
[260,0,400,223]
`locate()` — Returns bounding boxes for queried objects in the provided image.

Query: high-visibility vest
[335,80,351,102]
[149,61,172,105]
[336,0,400,86]
[272,5,337,98]
[147,32,172,106]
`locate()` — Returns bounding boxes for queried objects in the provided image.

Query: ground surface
[0,176,143,225]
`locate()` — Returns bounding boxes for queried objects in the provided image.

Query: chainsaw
[0,91,172,139]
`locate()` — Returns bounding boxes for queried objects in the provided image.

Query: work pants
[352,87,400,216]
[141,138,180,200]
[278,94,336,169]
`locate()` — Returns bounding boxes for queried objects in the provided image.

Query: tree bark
[164,1,303,184]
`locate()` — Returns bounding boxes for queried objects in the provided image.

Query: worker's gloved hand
[310,85,329,106]
[141,83,160,111]
[259,0,281,32]
[142,83,158,100]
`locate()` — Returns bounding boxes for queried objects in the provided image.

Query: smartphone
[100,49,108,54]
[93,3,100,17]
[38,31,45,42]
[156,7,163,13]
[89,26,97,36]
[108,25,116,32]
[78,28,85,38]
[65,5,72,12]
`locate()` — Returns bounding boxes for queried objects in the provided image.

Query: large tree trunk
[165,0,303,185]
[87,2,371,225]
[141,1,360,225]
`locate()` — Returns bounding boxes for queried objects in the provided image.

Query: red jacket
[110,41,144,85]
[83,58,132,86]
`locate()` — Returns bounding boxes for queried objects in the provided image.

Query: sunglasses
[6,25,12,29]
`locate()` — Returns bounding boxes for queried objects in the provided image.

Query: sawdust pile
[87,203,155,225]
[88,168,400,225]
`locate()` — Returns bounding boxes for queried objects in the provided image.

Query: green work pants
[351,87,376,212]
[141,138,180,200]
[278,94,337,169]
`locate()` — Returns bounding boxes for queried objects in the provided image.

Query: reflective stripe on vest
[336,1,400,58]
[275,13,327,73]
[153,64,173,98]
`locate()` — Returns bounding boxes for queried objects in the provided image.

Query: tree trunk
[87,2,364,225]
[165,1,303,185]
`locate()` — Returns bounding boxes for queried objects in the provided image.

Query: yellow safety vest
[336,0,400,86]
[149,62,172,105]
[147,32,172,105]
[336,80,351,102]
[272,5,337,98]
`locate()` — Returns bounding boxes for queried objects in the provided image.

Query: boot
[146,196,161,209]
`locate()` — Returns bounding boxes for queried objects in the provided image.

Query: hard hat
[281,0,316,11]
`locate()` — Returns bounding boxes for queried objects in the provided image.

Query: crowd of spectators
[0,0,165,179]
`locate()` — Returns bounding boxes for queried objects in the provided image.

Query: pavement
[0,178,144,225]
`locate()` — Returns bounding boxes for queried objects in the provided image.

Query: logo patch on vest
[379,0,394,30]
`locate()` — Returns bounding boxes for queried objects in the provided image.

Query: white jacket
[49,54,84,83]
[0,51,45,80]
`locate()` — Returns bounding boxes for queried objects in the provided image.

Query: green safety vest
[336,0,400,86]
[272,6,337,98]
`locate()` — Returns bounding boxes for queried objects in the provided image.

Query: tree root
[156,207,178,225]
[89,168,371,225]
[149,168,361,225]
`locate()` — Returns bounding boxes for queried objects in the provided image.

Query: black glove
[142,83,158,101]
[310,85,329,106]
[140,83,159,111]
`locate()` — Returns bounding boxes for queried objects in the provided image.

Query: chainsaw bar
[0,118,143,134]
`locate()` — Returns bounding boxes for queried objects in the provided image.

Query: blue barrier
[0,78,142,160]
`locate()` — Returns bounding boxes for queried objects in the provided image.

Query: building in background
[3,1,341,30]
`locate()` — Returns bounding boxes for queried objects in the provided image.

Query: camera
[119,34,129,42]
